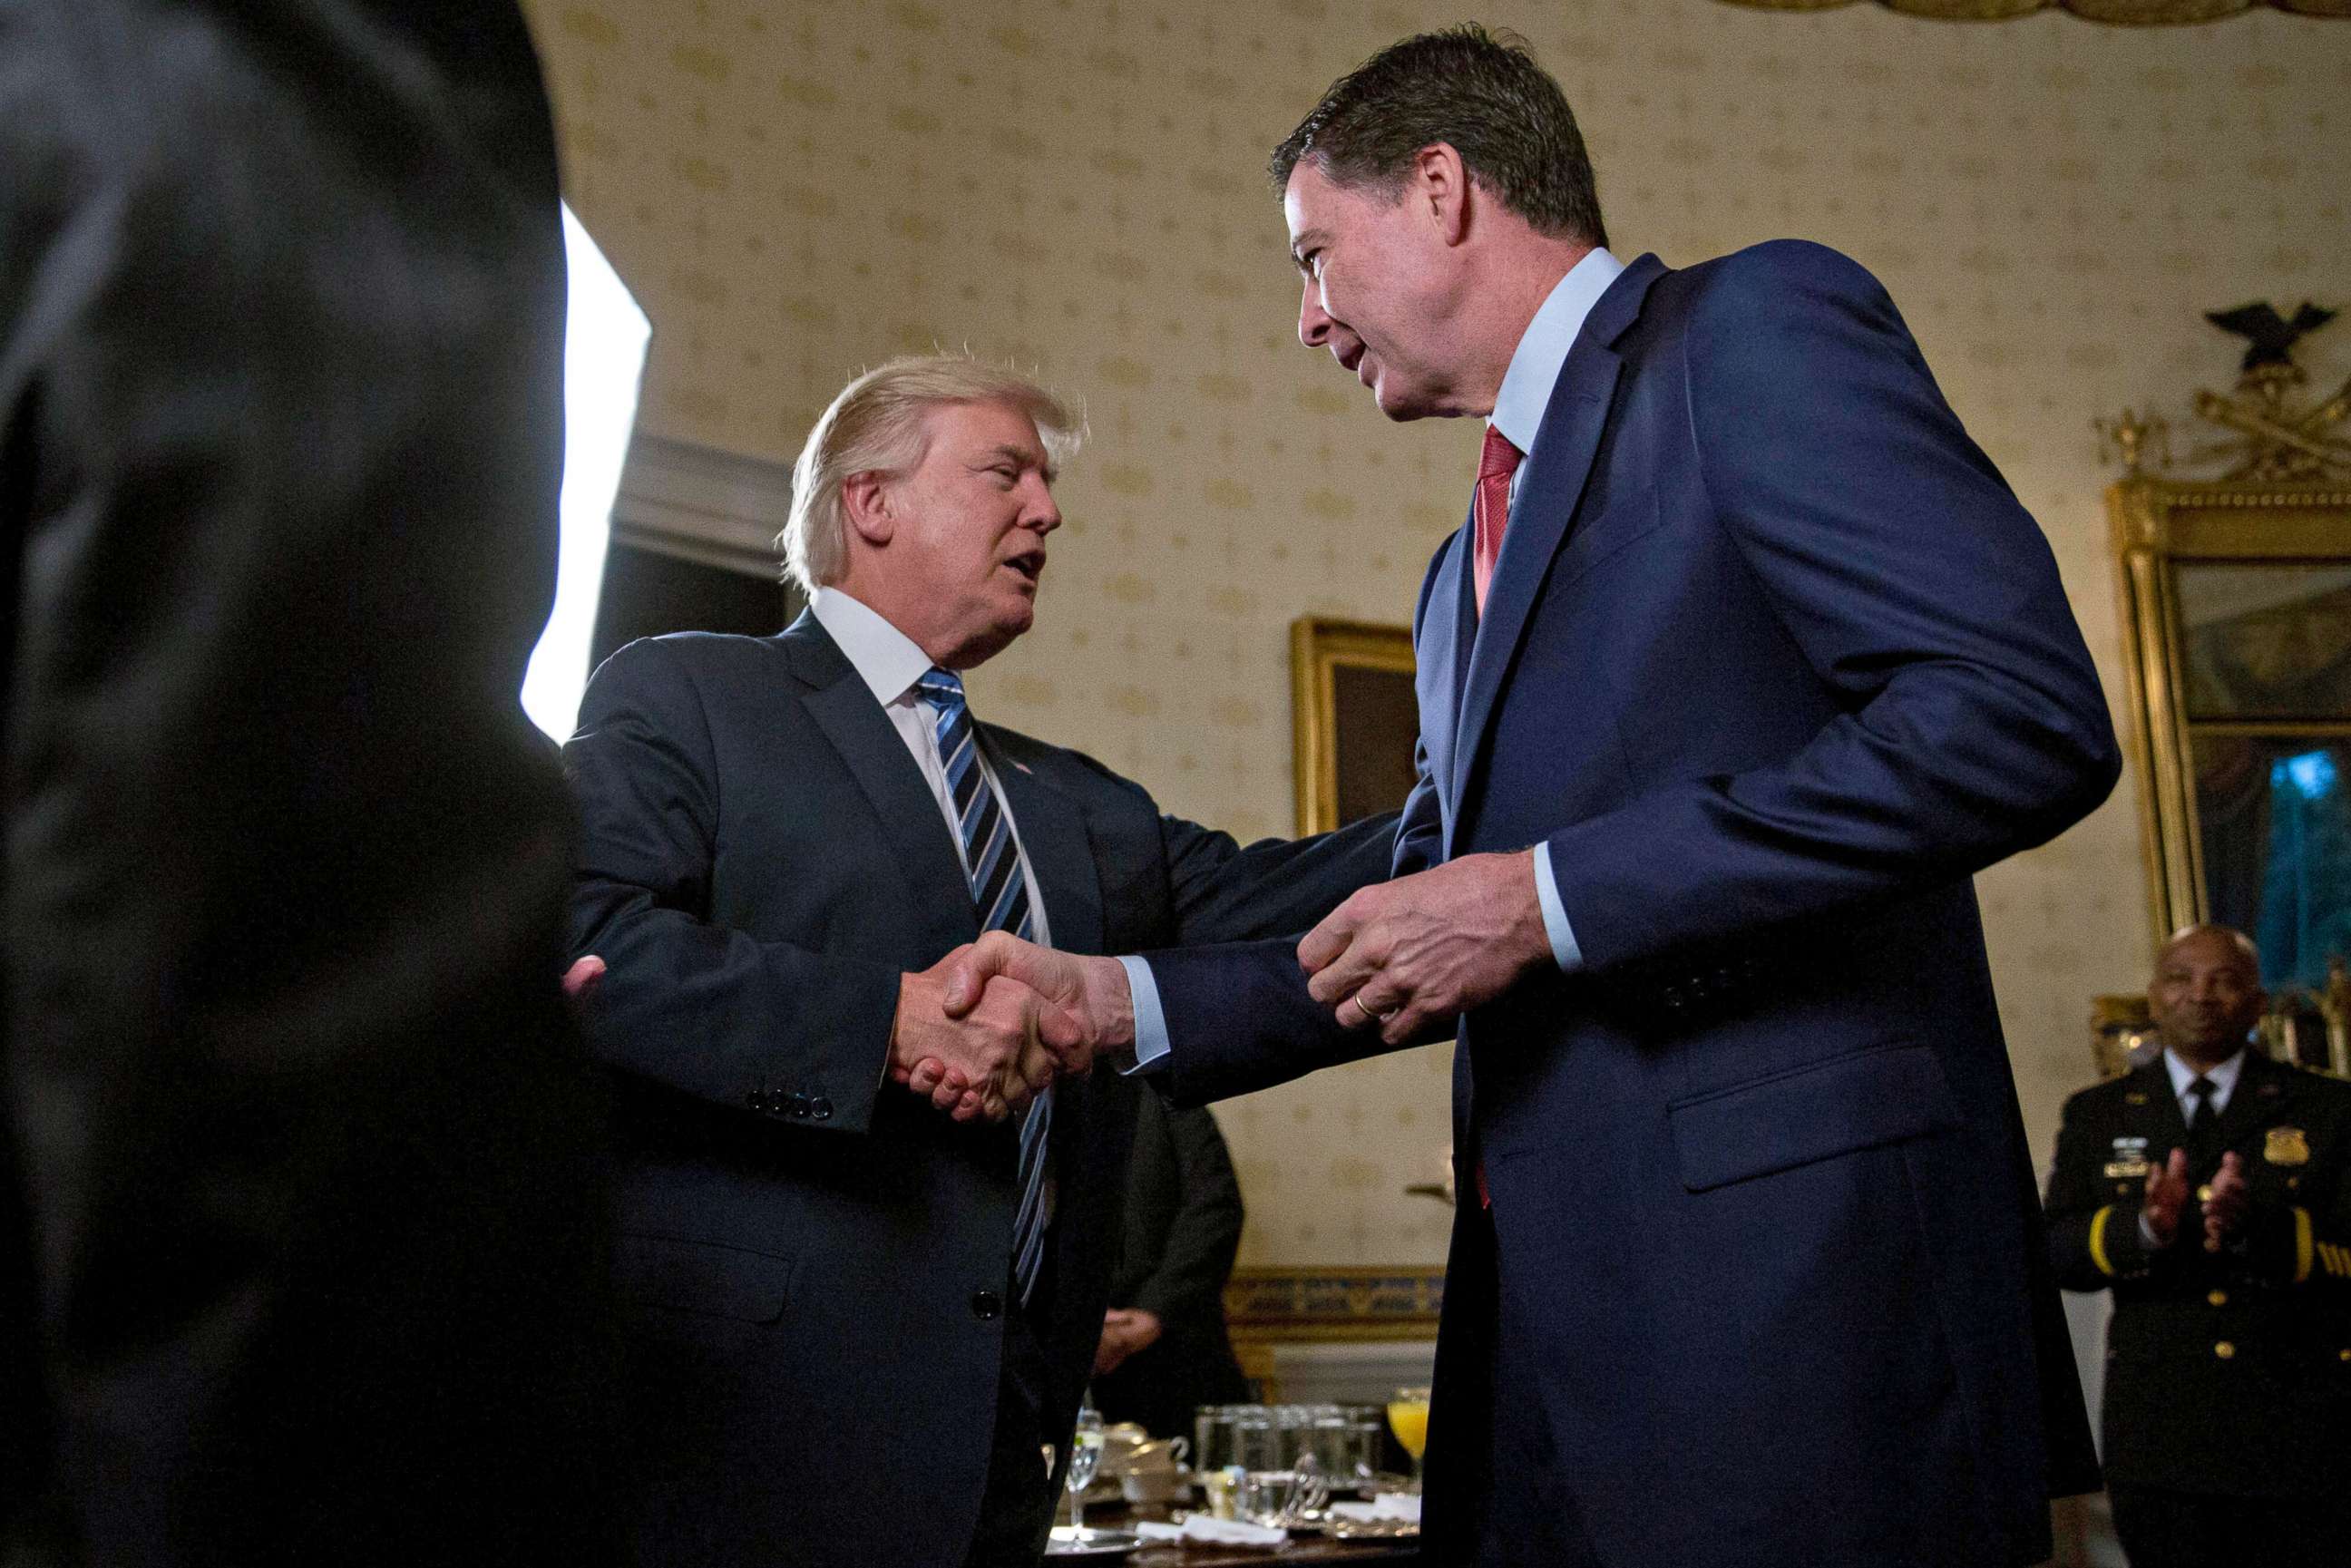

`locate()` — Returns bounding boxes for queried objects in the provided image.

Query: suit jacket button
[2213,1340,2235,1359]
[809,1096,834,1121]
[788,1093,813,1118]
[2208,1290,2229,1308]
[971,1290,1003,1320]
[746,1089,770,1112]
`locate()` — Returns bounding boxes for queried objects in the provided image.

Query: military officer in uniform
[2046,924,2351,1567]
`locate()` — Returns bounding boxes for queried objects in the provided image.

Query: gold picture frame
[2107,476,2351,949]
[1290,616,1418,835]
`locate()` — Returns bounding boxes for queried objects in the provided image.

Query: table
[1068,1501,1419,1565]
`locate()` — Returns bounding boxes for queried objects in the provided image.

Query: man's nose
[1022,477,1061,532]
[1299,278,1332,347]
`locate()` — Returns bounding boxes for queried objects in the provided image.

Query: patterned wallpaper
[520,0,2350,1267]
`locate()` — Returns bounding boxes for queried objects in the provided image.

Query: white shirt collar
[1488,247,1625,459]
[2163,1045,2246,1113]
[808,587,935,708]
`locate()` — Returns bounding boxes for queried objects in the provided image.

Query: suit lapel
[982,732,1105,955]
[1416,526,1473,853]
[780,615,979,953]
[1449,256,1663,818]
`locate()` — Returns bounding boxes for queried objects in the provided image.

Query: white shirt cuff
[1117,956,1172,1073]
[1532,843,1585,973]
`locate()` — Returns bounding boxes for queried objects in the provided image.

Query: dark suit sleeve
[2044,1089,2159,1291]
[1135,809,1413,1106]
[1122,1105,1245,1329]
[1156,807,1400,946]
[564,637,903,1135]
[1128,808,1408,1105]
[1543,243,2120,973]
[2239,1084,2351,1293]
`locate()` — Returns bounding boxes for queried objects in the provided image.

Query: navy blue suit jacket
[563,616,1394,1567]
[1146,243,2117,1568]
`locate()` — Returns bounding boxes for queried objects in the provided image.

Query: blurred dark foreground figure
[2,4,617,1563]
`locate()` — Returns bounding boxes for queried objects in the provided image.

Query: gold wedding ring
[1348,994,1399,1026]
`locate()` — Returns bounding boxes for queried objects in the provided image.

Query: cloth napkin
[1331,1493,1422,1523]
[1136,1516,1289,1546]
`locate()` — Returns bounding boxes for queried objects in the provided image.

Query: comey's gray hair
[780,356,1083,596]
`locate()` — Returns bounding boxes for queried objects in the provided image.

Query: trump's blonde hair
[780,355,1083,595]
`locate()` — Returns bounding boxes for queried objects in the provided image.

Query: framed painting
[1290,617,1419,835]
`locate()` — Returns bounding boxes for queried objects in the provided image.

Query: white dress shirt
[2163,1045,2244,1120]
[808,588,1051,947]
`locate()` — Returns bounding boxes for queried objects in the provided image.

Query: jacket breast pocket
[619,1233,797,1324]
[1667,1041,1963,1193]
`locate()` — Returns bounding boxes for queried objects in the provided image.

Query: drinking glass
[1233,1453,1330,1529]
[1344,1407,1387,1485]
[1066,1404,1104,1534]
[1193,1406,1241,1475]
[1228,1405,1281,1473]
[1384,1386,1430,1494]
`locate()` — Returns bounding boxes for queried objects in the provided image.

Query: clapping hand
[2141,1147,2191,1248]
[1298,850,1553,1046]
[2202,1151,2249,1251]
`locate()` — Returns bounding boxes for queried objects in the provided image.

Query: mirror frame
[2107,476,2351,949]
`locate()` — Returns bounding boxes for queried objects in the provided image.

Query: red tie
[1472,424,1523,613]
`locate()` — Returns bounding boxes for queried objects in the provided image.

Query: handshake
[887,934,1136,1123]
[559,846,1559,1126]
[564,935,1129,1125]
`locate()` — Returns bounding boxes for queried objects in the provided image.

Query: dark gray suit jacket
[564,615,1394,1567]
[3,4,616,1563]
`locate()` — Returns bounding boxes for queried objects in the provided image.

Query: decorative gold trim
[1223,1265,1445,1343]
[1290,617,1416,836]
[1714,0,2351,20]
[2105,476,2351,950]
[2089,1205,2116,1277]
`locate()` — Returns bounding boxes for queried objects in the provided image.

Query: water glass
[1228,1405,1282,1473]
[1066,1404,1103,1533]
[1233,1454,1330,1529]
[1193,1406,1243,1475]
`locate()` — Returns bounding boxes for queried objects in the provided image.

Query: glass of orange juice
[1385,1385,1430,1493]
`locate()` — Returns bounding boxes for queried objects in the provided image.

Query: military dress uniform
[2045,1049,2351,1567]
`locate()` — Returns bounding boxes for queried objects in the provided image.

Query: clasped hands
[888,945,1114,1123]
[897,848,1555,1121]
[2140,1146,2252,1253]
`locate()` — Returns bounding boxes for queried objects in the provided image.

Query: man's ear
[1413,141,1471,246]
[842,470,894,546]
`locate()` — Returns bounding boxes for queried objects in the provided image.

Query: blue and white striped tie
[915,668,1051,1304]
